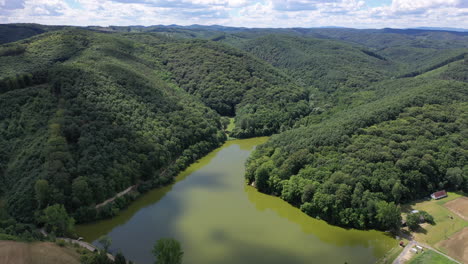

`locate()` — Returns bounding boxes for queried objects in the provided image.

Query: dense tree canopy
[124,34,311,137]
[0,30,226,223]
[246,80,467,230]
[0,25,466,235]
[152,238,184,264]
[38,204,74,236]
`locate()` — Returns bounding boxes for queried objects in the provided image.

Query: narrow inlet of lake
[76,137,395,264]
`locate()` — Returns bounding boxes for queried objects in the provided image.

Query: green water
[76,137,395,264]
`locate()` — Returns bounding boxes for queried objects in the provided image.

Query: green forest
[0,24,467,243]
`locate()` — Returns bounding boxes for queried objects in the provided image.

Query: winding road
[95,185,137,209]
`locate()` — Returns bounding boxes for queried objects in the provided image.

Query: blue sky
[1,0,467,28]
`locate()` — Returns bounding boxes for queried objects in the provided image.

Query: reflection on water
[76,137,395,264]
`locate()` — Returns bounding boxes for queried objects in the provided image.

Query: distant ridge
[410,27,468,32]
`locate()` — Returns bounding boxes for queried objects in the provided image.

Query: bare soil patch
[0,241,80,264]
[400,249,415,263]
[437,227,468,264]
[444,197,468,220]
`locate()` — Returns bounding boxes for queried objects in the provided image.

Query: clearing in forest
[402,193,468,246]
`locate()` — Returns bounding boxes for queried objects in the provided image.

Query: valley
[76,138,395,264]
[0,24,467,264]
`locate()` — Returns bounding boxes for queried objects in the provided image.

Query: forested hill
[124,34,309,137]
[0,29,230,222]
[0,28,309,223]
[245,75,468,230]
[0,24,467,233]
[233,34,395,93]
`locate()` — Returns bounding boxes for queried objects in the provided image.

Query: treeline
[399,52,467,78]
[245,78,467,230]
[0,44,26,56]
[0,73,33,93]
[440,57,468,82]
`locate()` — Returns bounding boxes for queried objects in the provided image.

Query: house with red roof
[431,190,447,200]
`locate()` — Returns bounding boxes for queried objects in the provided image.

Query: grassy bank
[407,250,456,264]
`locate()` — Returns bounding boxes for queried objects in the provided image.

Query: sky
[0,0,467,29]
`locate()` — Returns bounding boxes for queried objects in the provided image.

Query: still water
[76,137,395,264]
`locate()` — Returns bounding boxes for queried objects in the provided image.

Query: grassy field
[226,117,236,140]
[0,241,81,264]
[376,244,405,264]
[226,117,235,132]
[407,250,457,264]
[444,197,468,220]
[402,192,468,246]
[438,227,468,264]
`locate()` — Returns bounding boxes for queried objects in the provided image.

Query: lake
[76,137,395,264]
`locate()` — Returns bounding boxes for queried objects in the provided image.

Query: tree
[391,181,405,203]
[35,179,50,209]
[114,252,127,264]
[98,235,112,252]
[301,183,316,203]
[446,167,463,189]
[72,176,92,207]
[152,238,183,264]
[39,204,75,236]
[80,251,112,264]
[255,162,272,193]
[406,213,421,231]
[419,211,435,225]
[375,201,401,231]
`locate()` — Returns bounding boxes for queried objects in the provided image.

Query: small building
[431,190,447,200]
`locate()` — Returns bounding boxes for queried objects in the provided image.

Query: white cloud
[0,0,467,28]
[392,0,466,11]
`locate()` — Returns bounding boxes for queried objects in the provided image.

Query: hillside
[0,28,313,223]
[0,24,467,237]
[0,29,226,222]
[130,35,310,137]
[417,57,468,82]
[245,76,468,230]
[0,24,68,44]
[287,28,468,76]
[234,34,396,92]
